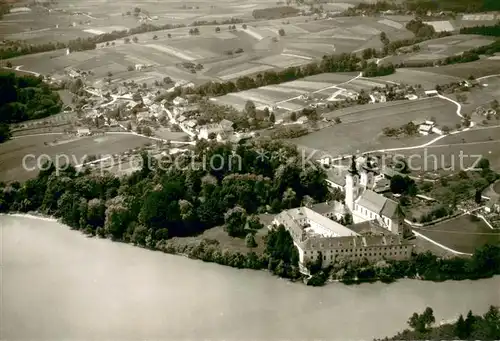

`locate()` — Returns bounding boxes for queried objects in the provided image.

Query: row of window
[308,245,407,253]
[319,251,408,261]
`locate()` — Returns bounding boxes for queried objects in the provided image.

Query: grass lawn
[168,225,270,255]
[394,139,500,173]
[436,126,500,145]
[412,235,457,258]
[413,214,500,254]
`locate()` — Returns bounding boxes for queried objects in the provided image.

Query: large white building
[272,156,412,269]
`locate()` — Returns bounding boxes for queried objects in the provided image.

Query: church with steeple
[271,155,412,270]
[336,156,406,236]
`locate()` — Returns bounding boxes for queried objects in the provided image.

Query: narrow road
[165,108,197,137]
[477,74,500,81]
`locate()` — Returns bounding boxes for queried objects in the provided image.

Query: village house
[173,96,188,107]
[76,128,91,136]
[198,121,234,141]
[484,199,500,214]
[182,119,197,131]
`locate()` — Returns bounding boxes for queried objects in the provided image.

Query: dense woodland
[460,23,500,37]
[0,72,62,142]
[0,139,329,278]
[378,306,500,341]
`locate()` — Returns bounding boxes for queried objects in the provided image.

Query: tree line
[0,72,62,143]
[460,22,500,37]
[378,305,500,340]
[347,0,500,15]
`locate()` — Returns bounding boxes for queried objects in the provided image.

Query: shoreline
[2,213,498,287]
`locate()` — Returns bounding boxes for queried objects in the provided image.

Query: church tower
[360,157,375,189]
[344,156,359,212]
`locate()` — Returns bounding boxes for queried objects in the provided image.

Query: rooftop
[310,201,346,216]
[280,207,359,238]
[356,190,400,219]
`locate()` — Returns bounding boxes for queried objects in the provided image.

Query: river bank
[2,214,499,341]
[3,213,499,287]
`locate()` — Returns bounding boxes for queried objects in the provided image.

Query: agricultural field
[383,35,497,66]
[413,215,500,254]
[0,133,153,182]
[2,11,416,85]
[376,68,461,89]
[293,97,459,156]
[410,60,500,79]
[211,72,391,114]
[390,136,500,173]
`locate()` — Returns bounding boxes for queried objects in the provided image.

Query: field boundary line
[412,230,473,256]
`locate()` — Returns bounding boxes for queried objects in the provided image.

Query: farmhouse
[173,96,188,107]
[418,123,433,135]
[425,90,439,97]
[198,121,234,141]
[77,128,91,136]
[484,199,500,214]
[183,120,197,130]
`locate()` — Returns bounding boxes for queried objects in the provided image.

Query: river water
[1,215,499,341]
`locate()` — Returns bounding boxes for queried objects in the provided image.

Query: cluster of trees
[0,72,62,142]
[191,18,243,26]
[0,139,329,280]
[270,125,309,139]
[405,18,437,38]
[380,305,500,340]
[306,244,500,286]
[390,174,417,196]
[382,121,419,138]
[252,6,299,19]
[431,164,497,207]
[418,204,453,223]
[362,62,396,77]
